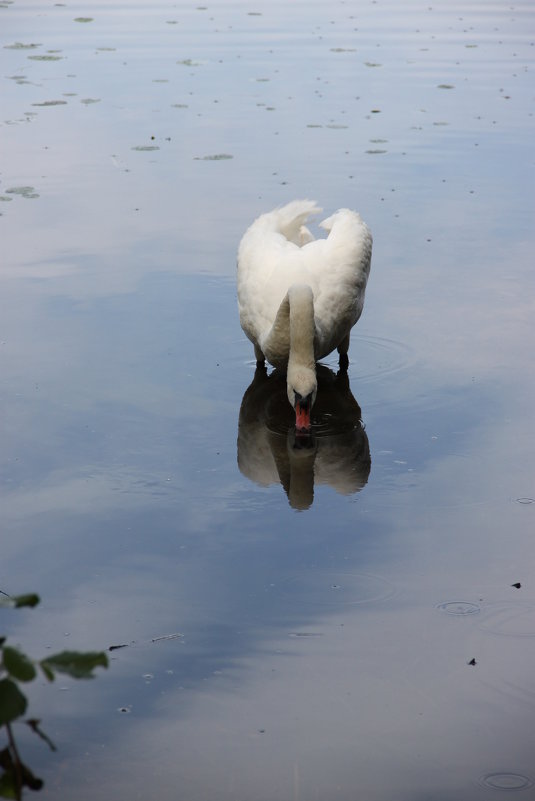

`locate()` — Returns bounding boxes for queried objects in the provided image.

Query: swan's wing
[237,201,322,346]
[303,208,373,356]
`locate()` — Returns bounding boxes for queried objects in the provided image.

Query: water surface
[1,1,534,799]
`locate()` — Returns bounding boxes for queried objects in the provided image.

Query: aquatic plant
[0,593,108,799]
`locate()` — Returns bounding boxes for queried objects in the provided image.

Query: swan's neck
[287,284,315,371]
[262,283,316,369]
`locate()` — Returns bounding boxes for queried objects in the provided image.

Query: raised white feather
[237,200,372,428]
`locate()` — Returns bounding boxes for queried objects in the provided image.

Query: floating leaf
[2,647,37,683]
[74,17,93,22]
[40,651,108,680]
[0,679,27,725]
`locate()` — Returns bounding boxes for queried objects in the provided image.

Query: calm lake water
[1,1,534,799]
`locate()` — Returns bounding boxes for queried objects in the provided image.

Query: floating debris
[151,633,184,643]
[74,17,93,22]
[5,186,39,199]
[194,153,233,161]
[32,100,67,106]
[4,42,41,50]
[131,145,160,151]
[28,54,62,61]
[468,657,477,666]
[80,98,101,104]
[511,582,522,589]
[437,84,455,89]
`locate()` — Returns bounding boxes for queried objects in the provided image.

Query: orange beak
[295,401,311,432]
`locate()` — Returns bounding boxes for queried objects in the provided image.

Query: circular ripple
[437,601,481,616]
[349,334,415,384]
[479,772,533,791]
[280,570,395,607]
[478,603,535,638]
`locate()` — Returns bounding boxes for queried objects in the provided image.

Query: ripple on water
[280,570,395,607]
[349,334,415,384]
[479,772,534,791]
[478,602,535,638]
[436,601,481,616]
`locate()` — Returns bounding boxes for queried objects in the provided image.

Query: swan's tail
[272,200,322,244]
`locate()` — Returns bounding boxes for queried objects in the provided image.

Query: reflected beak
[295,400,311,433]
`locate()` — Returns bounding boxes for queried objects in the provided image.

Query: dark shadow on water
[237,364,371,510]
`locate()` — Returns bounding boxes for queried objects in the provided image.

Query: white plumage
[237,200,372,430]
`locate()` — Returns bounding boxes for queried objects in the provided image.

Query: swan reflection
[237,364,371,510]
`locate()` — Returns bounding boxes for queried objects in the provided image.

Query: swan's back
[237,200,372,361]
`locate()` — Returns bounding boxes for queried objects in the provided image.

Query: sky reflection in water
[1,0,534,799]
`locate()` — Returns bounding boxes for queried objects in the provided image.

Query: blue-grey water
[1,1,534,799]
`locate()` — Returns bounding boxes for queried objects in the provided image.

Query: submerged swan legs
[337,334,350,372]
[254,344,265,366]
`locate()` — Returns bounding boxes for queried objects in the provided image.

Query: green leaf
[0,593,40,609]
[12,594,40,609]
[2,647,36,683]
[0,768,18,799]
[0,679,27,725]
[40,651,108,680]
[39,662,55,682]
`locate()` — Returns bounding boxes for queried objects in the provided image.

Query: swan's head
[287,366,317,433]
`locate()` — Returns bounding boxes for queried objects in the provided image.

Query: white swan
[237,200,372,431]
